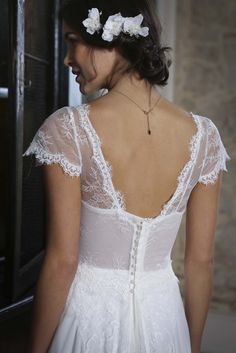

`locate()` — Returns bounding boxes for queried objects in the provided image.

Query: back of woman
[85,93,198,218]
[22,1,230,353]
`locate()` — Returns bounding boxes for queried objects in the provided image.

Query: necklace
[111,86,162,135]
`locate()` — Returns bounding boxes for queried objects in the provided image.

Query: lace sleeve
[198,118,231,185]
[22,106,82,177]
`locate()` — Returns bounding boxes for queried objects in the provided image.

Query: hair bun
[118,35,172,86]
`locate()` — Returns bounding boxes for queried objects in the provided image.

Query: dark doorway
[0,0,68,319]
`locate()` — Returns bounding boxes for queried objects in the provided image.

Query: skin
[26,21,223,353]
[63,22,130,95]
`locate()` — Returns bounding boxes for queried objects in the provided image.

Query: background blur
[0,0,235,352]
[171,1,235,352]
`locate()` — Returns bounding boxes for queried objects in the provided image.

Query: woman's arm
[184,172,223,353]
[26,164,82,353]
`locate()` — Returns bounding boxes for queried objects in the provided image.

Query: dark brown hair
[59,0,172,86]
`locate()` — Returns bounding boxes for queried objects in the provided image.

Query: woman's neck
[107,72,153,98]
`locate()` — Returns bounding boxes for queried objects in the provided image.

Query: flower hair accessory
[102,13,125,42]
[82,8,149,42]
[123,14,149,38]
[82,8,103,35]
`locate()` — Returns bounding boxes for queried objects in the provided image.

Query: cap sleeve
[198,118,231,185]
[22,106,82,177]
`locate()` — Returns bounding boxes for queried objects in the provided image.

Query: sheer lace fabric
[22,104,230,353]
[23,104,230,216]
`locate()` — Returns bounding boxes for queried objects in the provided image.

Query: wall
[171,0,236,314]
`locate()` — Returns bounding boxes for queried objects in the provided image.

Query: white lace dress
[22,104,230,353]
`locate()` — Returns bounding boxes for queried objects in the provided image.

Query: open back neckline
[76,103,201,223]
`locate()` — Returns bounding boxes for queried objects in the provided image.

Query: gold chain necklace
[111,86,162,135]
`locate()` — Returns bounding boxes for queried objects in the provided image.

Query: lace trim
[199,156,230,184]
[124,113,202,223]
[154,113,202,217]
[198,122,231,185]
[23,144,82,177]
[76,104,123,209]
[22,107,83,177]
[77,105,204,222]
[104,160,126,209]
[77,105,202,223]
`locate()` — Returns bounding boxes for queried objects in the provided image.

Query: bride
[23,1,230,353]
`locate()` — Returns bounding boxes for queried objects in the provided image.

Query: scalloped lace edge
[77,104,122,209]
[78,105,202,222]
[198,148,231,185]
[23,144,82,177]
[155,114,202,217]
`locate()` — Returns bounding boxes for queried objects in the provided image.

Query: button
[130,289,134,293]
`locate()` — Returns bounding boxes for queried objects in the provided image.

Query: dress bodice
[22,103,230,286]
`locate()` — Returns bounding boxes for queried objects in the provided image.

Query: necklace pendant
[148,129,151,135]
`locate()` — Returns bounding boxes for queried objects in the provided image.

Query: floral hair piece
[82,8,149,42]
[82,8,103,35]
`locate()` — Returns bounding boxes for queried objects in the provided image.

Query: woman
[22,0,230,352]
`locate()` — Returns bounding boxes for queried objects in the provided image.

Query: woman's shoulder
[189,110,224,140]
[161,99,224,137]
[41,105,90,134]
[74,95,222,143]
[155,98,199,138]
[45,106,77,125]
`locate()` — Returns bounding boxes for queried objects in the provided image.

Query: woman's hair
[59,0,172,86]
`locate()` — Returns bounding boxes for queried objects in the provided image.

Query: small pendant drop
[147,113,151,135]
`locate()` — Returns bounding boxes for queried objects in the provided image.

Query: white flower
[123,14,149,38]
[82,8,150,42]
[82,8,102,35]
[102,13,125,42]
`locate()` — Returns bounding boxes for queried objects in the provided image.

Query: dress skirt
[47,261,191,353]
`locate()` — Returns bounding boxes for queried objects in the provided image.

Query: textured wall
[172,0,236,313]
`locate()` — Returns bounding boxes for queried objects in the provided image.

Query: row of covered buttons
[129,220,143,293]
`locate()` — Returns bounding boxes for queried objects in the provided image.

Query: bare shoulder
[86,93,116,119]
[158,97,198,135]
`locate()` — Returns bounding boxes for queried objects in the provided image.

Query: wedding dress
[22,103,230,353]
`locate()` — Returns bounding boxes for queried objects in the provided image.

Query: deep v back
[22,86,230,353]
[76,102,201,221]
